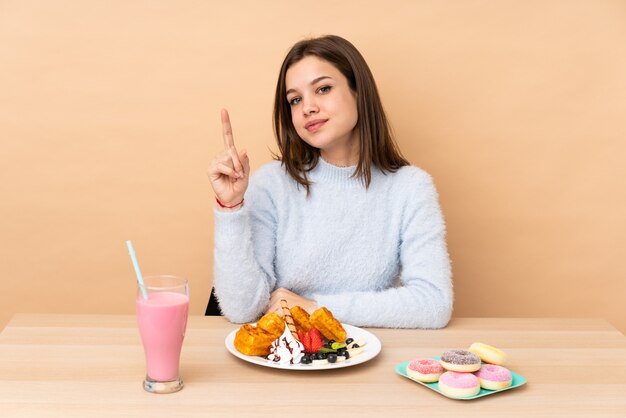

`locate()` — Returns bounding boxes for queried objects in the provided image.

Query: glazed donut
[468,342,507,365]
[438,371,481,398]
[407,359,444,383]
[474,364,512,390]
[440,349,481,372]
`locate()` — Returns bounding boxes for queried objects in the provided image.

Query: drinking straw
[126,240,149,300]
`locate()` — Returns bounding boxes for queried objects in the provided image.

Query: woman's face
[285,56,359,160]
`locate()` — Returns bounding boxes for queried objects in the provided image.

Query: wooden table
[0,314,625,417]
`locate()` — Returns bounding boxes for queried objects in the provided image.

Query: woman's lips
[304,119,327,133]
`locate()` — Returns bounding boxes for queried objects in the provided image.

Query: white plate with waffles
[225,324,382,370]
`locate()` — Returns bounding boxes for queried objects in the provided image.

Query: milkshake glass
[136,275,189,393]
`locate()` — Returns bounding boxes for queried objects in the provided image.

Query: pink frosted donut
[438,371,480,398]
[474,364,512,390]
[407,359,444,382]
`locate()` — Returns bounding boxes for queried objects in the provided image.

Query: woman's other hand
[267,288,318,315]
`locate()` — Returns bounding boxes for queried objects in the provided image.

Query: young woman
[208,35,452,328]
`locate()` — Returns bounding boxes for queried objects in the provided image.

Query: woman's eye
[288,97,301,106]
[318,86,332,94]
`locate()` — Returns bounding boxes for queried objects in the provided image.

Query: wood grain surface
[1,315,624,417]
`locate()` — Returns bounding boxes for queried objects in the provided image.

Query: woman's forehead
[285,56,345,90]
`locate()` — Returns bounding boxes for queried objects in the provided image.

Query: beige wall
[1,1,625,332]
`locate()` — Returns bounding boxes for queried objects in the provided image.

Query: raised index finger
[221,109,235,148]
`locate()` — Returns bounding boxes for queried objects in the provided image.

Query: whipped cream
[267,326,305,365]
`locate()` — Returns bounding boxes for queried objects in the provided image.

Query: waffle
[290,305,313,333]
[233,312,285,356]
[309,307,346,342]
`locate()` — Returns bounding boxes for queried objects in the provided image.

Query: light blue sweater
[213,158,453,328]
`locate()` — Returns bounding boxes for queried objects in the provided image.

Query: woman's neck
[320,154,357,167]
[320,142,359,167]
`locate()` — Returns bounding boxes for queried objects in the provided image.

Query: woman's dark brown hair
[273,35,409,194]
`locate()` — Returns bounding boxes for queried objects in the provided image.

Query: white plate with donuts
[395,357,527,400]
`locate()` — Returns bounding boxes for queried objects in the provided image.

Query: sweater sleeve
[314,171,453,328]
[212,168,278,323]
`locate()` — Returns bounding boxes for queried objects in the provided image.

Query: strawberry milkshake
[136,275,189,393]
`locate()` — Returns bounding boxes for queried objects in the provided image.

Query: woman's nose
[303,97,319,115]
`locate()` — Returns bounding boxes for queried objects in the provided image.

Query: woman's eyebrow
[286,76,333,95]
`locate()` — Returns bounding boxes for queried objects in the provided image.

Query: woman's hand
[207,109,250,209]
[267,288,318,315]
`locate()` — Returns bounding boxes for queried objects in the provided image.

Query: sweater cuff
[213,205,248,239]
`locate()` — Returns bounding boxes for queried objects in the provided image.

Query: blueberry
[327,353,337,363]
[300,355,311,364]
[351,343,360,349]
[317,352,327,360]
[328,340,336,346]
[343,351,350,359]
[346,338,354,345]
